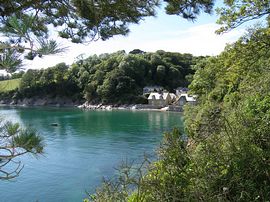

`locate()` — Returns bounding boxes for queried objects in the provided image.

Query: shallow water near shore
[0,106,183,202]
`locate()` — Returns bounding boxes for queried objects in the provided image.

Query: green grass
[0,78,21,92]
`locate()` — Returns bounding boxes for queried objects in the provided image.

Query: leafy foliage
[0,46,22,73]
[18,63,80,99]
[36,39,67,56]
[164,0,215,20]
[184,26,270,201]
[15,50,199,104]
[0,121,44,180]
[1,0,269,72]
[0,0,160,42]
[0,0,221,43]
[216,0,270,33]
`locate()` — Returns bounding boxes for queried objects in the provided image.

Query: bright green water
[0,107,183,202]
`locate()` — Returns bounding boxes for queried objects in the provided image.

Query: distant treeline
[14,50,203,104]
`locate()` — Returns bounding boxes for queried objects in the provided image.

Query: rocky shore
[0,96,82,107]
[0,97,138,110]
[77,102,137,110]
[0,98,182,112]
[77,102,181,112]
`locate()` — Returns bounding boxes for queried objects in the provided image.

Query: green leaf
[13,128,44,154]
[37,39,68,55]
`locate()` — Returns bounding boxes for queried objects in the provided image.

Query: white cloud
[0,70,9,76]
[10,23,246,71]
[137,23,245,56]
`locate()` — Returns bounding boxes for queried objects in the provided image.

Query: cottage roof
[178,93,196,102]
[148,92,164,100]
[163,93,170,99]
[169,93,177,99]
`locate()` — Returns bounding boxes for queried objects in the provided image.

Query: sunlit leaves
[184,25,270,200]
[164,0,215,21]
[216,0,270,33]
[0,14,35,40]
[13,129,44,154]
[37,39,68,56]
[0,46,22,73]
[0,121,44,180]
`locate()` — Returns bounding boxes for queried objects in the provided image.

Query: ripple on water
[0,107,183,202]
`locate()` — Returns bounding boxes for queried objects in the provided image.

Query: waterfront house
[176,93,196,106]
[148,92,172,107]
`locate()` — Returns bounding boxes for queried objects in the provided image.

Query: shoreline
[0,101,182,112]
[78,103,167,112]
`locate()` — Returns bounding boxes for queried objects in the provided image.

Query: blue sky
[1,5,246,74]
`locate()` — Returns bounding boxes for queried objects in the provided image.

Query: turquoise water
[0,107,183,202]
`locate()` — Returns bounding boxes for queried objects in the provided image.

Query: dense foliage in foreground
[88,27,270,201]
[8,50,199,104]
[184,26,270,201]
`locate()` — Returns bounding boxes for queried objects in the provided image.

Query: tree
[1,0,269,46]
[184,26,270,200]
[0,0,160,69]
[0,121,44,180]
[216,0,270,33]
[164,0,214,20]
[1,0,268,73]
[164,0,270,34]
[0,47,22,73]
[19,69,40,90]
[0,1,159,42]
[156,64,166,84]
[0,15,67,72]
[0,0,217,45]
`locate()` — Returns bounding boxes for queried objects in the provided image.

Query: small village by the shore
[79,86,197,112]
[139,86,196,111]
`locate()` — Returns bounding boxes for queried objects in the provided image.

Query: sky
[1,5,247,75]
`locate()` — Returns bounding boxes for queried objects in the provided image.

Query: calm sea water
[0,107,183,202]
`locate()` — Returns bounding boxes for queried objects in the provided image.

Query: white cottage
[148,92,172,107]
[176,93,196,106]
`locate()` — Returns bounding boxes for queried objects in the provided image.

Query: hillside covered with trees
[2,50,201,105]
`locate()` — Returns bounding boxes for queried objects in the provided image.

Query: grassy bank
[0,79,21,92]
